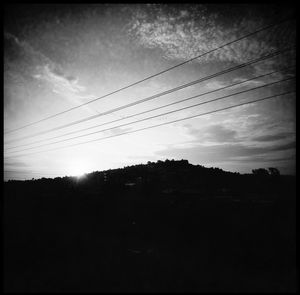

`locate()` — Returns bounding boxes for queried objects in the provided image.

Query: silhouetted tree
[268,167,280,176]
[252,168,269,177]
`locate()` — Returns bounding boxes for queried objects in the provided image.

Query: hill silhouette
[4,159,296,292]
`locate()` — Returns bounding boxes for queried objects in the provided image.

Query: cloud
[156,140,295,167]
[127,5,296,79]
[32,64,101,115]
[105,126,132,136]
[266,141,295,152]
[4,31,54,70]
[4,159,29,169]
[5,31,91,105]
[230,77,265,88]
[186,124,240,144]
[4,159,30,179]
[204,71,283,93]
[252,132,294,142]
[228,152,295,164]
[205,125,238,142]
[35,64,86,94]
[184,114,295,149]
[205,80,228,90]
[128,7,261,63]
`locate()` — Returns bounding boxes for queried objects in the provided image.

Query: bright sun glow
[66,160,90,177]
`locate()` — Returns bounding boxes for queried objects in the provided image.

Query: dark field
[4,191,296,292]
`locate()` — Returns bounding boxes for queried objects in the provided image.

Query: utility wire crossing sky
[5,64,294,150]
[4,47,292,144]
[4,15,293,135]
[4,4,296,180]
[5,75,295,154]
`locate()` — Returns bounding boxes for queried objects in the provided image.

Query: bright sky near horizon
[4,4,296,180]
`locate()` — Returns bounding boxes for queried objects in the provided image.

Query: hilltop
[4,159,295,202]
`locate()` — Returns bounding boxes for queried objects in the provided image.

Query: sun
[66,160,89,178]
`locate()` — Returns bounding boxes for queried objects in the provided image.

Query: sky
[4,4,296,180]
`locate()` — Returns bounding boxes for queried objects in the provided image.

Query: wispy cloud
[127,5,295,79]
[156,140,295,166]
[187,124,240,144]
[205,76,266,92]
[5,31,96,114]
[104,126,132,136]
[34,64,87,97]
[252,132,294,142]
[4,31,53,65]
[205,80,228,90]
[184,112,295,147]
[4,159,29,169]
[34,64,103,116]
[128,7,266,64]
[229,152,295,164]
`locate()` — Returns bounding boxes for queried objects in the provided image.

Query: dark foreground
[4,192,296,292]
[3,161,297,292]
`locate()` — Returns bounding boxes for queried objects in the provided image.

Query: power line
[5,49,291,142]
[4,90,294,159]
[5,76,294,153]
[4,85,294,157]
[5,66,295,151]
[68,91,295,147]
[4,48,293,144]
[4,16,294,135]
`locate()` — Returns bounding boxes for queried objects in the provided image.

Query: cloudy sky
[4,4,296,180]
